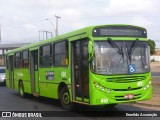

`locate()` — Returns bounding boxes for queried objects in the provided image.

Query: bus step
[32,93,39,97]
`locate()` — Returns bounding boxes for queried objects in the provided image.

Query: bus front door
[30,50,39,95]
[8,55,14,88]
[72,39,89,103]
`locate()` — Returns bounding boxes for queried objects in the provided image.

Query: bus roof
[6,24,146,55]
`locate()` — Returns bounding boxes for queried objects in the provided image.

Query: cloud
[23,24,38,29]
[130,17,152,27]
[0,0,160,44]
[102,0,160,41]
[105,0,158,16]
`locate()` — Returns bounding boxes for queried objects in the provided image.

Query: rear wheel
[60,87,74,111]
[19,82,27,98]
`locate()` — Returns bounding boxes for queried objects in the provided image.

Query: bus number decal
[61,71,66,78]
[100,98,108,103]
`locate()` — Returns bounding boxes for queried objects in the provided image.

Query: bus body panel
[5,24,152,108]
[89,72,152,105]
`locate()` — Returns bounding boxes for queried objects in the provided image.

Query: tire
[60,87,74,111]
[19,82,27,98]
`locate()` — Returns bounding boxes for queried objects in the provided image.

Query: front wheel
[60,87,74,111]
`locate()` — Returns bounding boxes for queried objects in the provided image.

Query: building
[0,43,31,66]
[150,48,160,61]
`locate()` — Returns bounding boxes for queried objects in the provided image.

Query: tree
[147,39,156,55]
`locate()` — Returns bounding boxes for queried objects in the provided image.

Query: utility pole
[45,19,56,36]
[39,31,53,41]
[55,15,61,36]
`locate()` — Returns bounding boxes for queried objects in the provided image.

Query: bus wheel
[19,82,26,98]
[60,87,74,111]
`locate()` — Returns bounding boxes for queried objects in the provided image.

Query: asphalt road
[151,65,160,76]
[152,72,160,76]
[0,86,159,120]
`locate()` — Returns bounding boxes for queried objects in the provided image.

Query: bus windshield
[91,41,150,75]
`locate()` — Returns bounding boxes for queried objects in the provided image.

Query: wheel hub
[63,92,70,105]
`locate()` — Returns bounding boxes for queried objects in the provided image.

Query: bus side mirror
[88,41,94,61]
[88,41,93,54]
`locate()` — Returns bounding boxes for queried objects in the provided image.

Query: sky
[0,0,160,45]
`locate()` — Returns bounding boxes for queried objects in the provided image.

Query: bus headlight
[107,89,111,93]
[102,87,105,91]
[96,84,99,88]
[144,82,151,90]
[94,81,111,93]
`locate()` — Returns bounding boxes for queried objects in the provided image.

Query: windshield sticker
[129,64,136,73]
[46,71,54,80]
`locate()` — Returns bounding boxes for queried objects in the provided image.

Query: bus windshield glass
[91,41,150,75]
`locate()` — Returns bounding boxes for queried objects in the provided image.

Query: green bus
[5,24,152,110]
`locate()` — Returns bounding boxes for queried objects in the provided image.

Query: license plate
[124,94,134,99]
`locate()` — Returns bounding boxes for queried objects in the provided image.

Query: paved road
[151,65,160,77]
[0,86,159,120]
[151,67,160,76]
[152,72,160,76]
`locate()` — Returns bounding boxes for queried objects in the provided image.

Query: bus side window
[14,52,21,68]
[53,40,68,66]
[22,50,29,68]
[40,44,52,67]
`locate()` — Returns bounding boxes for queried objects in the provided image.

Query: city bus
[5,24,152,110]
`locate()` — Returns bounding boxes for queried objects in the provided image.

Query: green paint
[5,24,151,107]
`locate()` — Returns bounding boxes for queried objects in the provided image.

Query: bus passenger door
[8,55,14,88]
[30,50,39,95]
[72,39,89,103]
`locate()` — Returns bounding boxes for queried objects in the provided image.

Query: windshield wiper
[107,38,123,55]
[128,39,139,56]
[128,39,139,64]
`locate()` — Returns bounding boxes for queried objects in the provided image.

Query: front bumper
[90,85,152,105]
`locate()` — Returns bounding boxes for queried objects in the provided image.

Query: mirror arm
[88,37,94,62]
